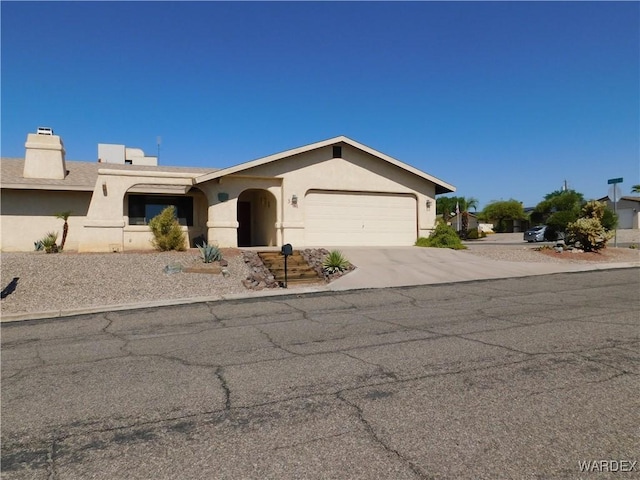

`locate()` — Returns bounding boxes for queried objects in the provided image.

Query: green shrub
[148,206,186,251]
[480,231,487,238]
[416,222,467,250]
[601,208,618,231]
[566,217,612,252]
[197,242,222,263]
[466,229,479,240]
[322,250,350,274]
[34,240,44,251]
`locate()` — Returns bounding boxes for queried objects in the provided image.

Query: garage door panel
[305,191,416,246]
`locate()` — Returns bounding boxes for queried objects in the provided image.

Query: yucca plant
[322,250,350,274]
[41,232,59,253]
[197,242,222,263]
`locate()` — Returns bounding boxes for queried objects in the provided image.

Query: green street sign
[607,177,623,184]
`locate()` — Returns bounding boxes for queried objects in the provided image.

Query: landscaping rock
[241,251,280,290]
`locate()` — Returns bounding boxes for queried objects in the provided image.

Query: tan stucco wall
[198,144,438,247]
[1,190,91,251]
[121,188,208,251]
[78,169,199,252]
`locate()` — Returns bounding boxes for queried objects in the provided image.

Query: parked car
[524,225,547,242]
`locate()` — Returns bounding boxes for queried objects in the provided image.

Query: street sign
[607,177,623,184]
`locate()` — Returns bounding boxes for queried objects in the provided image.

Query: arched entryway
[237,189,277,247]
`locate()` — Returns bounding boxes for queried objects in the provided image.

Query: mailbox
[280,244,293,288]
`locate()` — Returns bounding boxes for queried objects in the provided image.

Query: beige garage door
[305,191,417,246]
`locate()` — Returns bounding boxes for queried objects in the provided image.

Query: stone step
[257,250,322,284]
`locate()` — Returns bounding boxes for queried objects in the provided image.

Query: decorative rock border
[241,251,278,290]
[240,249,356,290]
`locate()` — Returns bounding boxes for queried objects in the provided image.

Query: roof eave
[1,183,94,192]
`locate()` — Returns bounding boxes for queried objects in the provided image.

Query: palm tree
[436,197,457,222]
[55,211,72,251]
[632,185,640,194]
[459,197,479,234]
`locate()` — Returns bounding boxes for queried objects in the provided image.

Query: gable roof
[194,136,455,194]
[1,158,215,191]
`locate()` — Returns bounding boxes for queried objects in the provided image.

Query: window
[128,195,193,226]
[333,146,342,158]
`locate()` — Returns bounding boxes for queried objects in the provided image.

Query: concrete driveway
[328,246,638,290]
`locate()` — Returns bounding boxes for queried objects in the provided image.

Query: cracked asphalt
[1,269,638,479]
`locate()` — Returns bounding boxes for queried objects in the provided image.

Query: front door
[237,201,251,247]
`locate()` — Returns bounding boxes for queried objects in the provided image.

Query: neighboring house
[447,212,479,231]
[598,196,640,229]
[1,131,455,252]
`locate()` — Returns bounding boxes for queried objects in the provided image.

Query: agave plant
[197,242,222,263]
[322,250,350,274]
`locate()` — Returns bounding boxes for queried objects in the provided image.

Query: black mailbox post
[281,244,293,288]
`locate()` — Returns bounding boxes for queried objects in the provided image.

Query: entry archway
[237,189,277,247]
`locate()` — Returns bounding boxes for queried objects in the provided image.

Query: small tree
[55,210,72,251]
[148,206,186,251]
[479,199,526,233]
[532,190,584,240]
[631,185,640,194]
[566,200,612,252]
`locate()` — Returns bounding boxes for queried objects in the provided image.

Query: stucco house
[597,196,640,229]
[1,131,455,252]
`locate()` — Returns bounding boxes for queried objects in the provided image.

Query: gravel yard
[1,249,255,317]
[2,232,639,318]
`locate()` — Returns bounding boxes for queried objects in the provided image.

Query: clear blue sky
[2,1,638,209]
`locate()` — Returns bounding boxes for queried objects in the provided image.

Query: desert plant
[55,210,72,251]
[466,229,479,240]
[41,232,59,253]
[322,250,350,274]
[566,217,612,252]
[34,240,44,251]
[581,200,605,220]
[416,222,466,250]
[148,206,186,251]
[197,242,222,263]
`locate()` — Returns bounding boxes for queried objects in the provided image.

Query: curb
[0,285,332,323]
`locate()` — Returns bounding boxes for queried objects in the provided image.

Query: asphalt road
[2,269,639,479]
